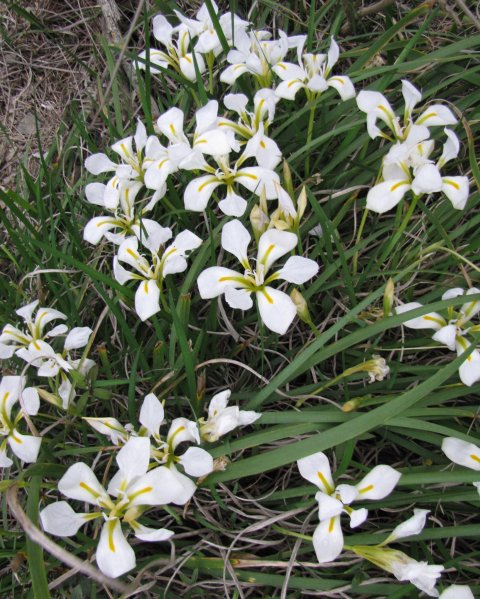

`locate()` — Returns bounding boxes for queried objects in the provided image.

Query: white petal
[180,446,214,477]
[8,430,41,463]
[257,228,297,272]
[243,129,282,170]
[440,585,475,599]
[133,523,174,542]
[315,491,343,521]
[139,393,164,438]
[328,76,355,101]
[152,14,173,45]
[58,462,107,504]
[439,128,460,164]
[221,220,251,266]
[83,417,127,445]
[442,176,469,210]
[220,63,249,85]
[275,79,305,101]
[0,343,16,359]
[45,324,68,338]
[416,104,457,127]
[0,376,26,414]
[366,180,411,213]
[64,327,92,351]
[0,447,13,468]
[349,507,368,528]
[355,465,401,500]
[395,302,446,330]
[135,280,161,321]
[442,287,465,301]
[224,93,248,115]
[40,501,89,537]
[225,287,254,310]
[134,120,147,152]
[257,287,296,334]
[197,267,247,299]
[401,80,422,115]
[116,436,151,479]
[237,409,261,426]
[335,484,358,505]
[96,520,136,578]
[157,107,185,144]
[432,324,457,351]
[442,437,480,471]
[208,390,231,417]
[297,451,334,493]
[218,189,248,216]
[84,153,116,175]
[85,182,106,206]
[184,176,221,212]
[411,163,443,195]
[276,256,319,284]
[167,466,197,505]
[457,343,480,387]
[113,257,136,285]
[167,418,200,449]
[312,517,344,563]
[194,130,231,157]
[460,287,480,321]
[136,220,173,253]
[387,509,430,542]
[22,387,40,416]
[235,167,280,199]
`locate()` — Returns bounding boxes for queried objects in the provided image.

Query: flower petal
[116,436,151,480]
[8,430,41,463]
[276,256,319,285]
[432,324,457,351]
[184,175,222,212]
[256,287,297,334]
[64,327,93,351]
[135,279,161,322]
[366,180,411,213]
[297,451,334,493]
[312,516,344,563]
[221,220,251,267]
[40,501,90,537]
[355,465,401,500]
[133,523,174,542]
[197,267,247,299]
[258,229,297,271]
[395,302,446,330]
[59,462,107,504]
[442,436,480,471]
[179,446,214,477]
[139,393,164,438]
[442,176,469,210]
[84,153,116,175]
[96,519,136,578]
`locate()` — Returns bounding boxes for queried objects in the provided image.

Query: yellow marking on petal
[198,179,215,192]
[79,482,100,498]
[261,289,273,304]
[470,454,480,463]
[169,123,176,136]
[277,63,286,70]
[234,64,245,71]
[33,341,41,351]
[157,158,168,169]
[378,104,392,117]
[358,484,374,494]
[288,79,300,88]
[196,139,207,144]
[259,140,266,149]
[126,248,139,260]
[329,77,344,84]
[96,220,115,227]
[328,518,335,533]
[317,471,332,493]
[143,281,149,293]
[108,520,116,552]
[390,181,409,192]
[262,243,275,264]
[125,187,130,201]
[183,55,192,64]
[418,112,437,123]
[443,178,460,190]
[239,172,258,180]
[423,315,445,326]
[120,143,129,156]
[10,434,22,444]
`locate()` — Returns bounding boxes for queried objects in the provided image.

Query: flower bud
[250,204,269,242]
[283,159,294,197]
[383,278,394,317]
[290,289,311,324]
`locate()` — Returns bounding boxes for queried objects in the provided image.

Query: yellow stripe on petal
[358,484,374,494]
[443,179,460,190]
[328,518,335,533]
[470,454,480,463]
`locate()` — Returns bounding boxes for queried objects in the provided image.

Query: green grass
[1,1,479,597]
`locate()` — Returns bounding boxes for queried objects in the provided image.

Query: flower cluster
[396,287,480,386]
[357,81,469,213]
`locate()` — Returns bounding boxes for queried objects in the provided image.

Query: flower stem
[352,206,369,276]
[305,94,317,176]
[378,193,420,264]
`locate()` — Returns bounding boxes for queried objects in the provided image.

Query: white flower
[390,555,444,597]
[199,389,261,442]
[136,16,205,81]
[40,437,181,578]
[442,437,480,472]
[197,220,318,334]
[383,509,430,544]
[297,451,401,563]
[114,230,202,321]
[221,29,306,87]
[85,120,167,210]
[366,128,469,213]
[0,376,41,467]
[274,38,355,102]
[396,288,480,386]
[84,180,172,250]
[0,300,67,360]
[174,1,249,57]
